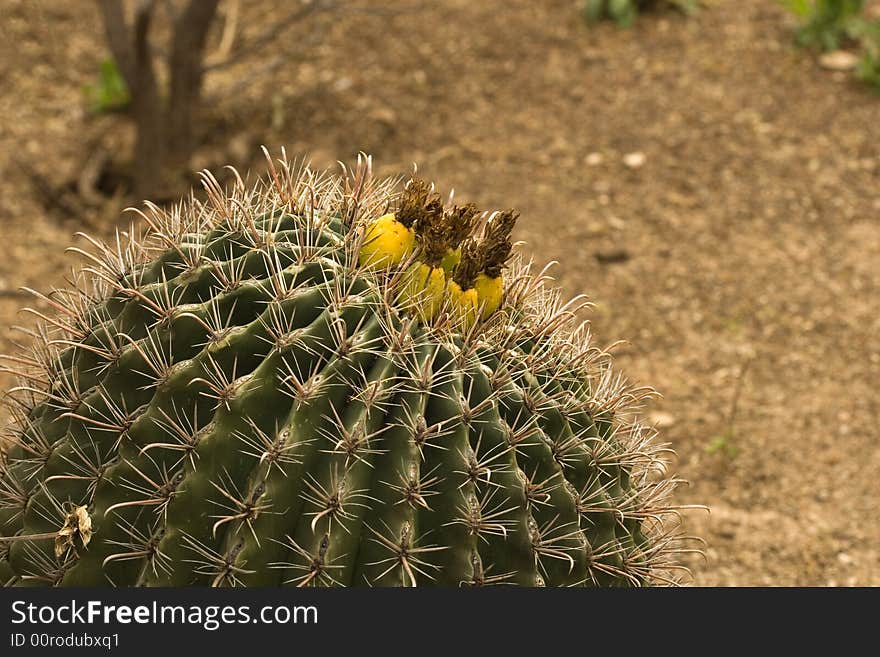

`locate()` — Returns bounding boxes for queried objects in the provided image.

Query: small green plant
[857,47,880,87]
[853,18,880,88]
[706,430,739,459]
[83,58,130,114]
[707,357,752,461]
[780,0,865,51]
[782,1,880,91]
[582,0,697,27]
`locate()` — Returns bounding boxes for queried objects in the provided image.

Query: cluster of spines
[0,150,697,586]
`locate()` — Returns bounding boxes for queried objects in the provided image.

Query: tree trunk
[97,0,166,200]
[131,83,167,201]
[166,0,220,174]
[130,18,166,200]
[96,0,219,200]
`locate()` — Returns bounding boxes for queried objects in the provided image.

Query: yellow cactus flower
[447,280,480,330]
[398,262,446,321]
[358,213,416,269]
[473,273,503,320]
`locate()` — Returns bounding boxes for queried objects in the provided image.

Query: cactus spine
[0,153,692,586]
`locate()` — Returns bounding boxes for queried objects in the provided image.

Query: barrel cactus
[0,152,692,587]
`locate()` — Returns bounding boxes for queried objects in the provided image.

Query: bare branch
[203,0,342,72]
[202,17,334,106]
[212,0,240,64]
[203,55,288,106]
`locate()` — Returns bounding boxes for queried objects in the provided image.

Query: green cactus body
[0,154,691,587]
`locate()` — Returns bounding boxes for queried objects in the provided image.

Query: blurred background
[0,0,878,585]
